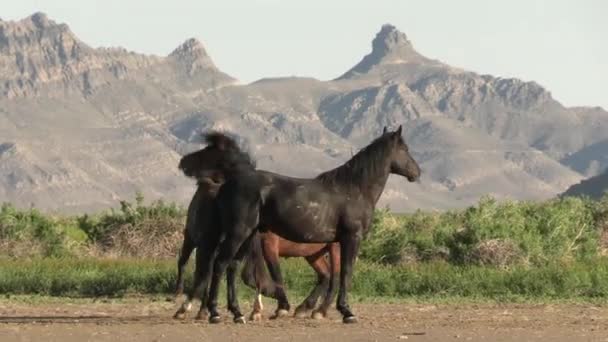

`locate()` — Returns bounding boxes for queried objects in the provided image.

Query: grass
[1,193,608,302]
[0,258,607,302]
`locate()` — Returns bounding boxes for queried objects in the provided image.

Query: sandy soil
[0,299,606,341]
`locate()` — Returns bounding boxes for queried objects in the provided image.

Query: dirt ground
[0,299,607,342]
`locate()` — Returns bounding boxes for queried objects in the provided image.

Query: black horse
[177,126,421,324]
[174,133,341,321]
[173,132,257,321]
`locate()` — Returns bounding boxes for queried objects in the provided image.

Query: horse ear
[394,125,402,138]
[382,126,388,135]
[204,132,229,151]
[215,137,228,151]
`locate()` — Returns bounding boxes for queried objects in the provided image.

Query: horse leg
[312,243,340,319]
[225,259,246,324]
[336,233,361,324]
[207,230,253,324]
[238,234,269,322]
[261,238,290,319]
[175,234,195,298]
[294,252,330,318]
[173,228,220,320]
[225,233,256,324]
[250,290,264,322]
[240,259,265,322]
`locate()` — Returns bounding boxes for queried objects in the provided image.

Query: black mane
[179,131,256,181]
[203,131,256,169]
[316,134,393,188]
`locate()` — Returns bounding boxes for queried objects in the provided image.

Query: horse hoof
[194,312,208,321]
[234,316,246,324]
[311,311,325,320]
[293,309,310,319]
[249,312,263,322]
[173,311,186,320]
[343,315,358,324]
[209,315,222,324]
[270,309,289,320]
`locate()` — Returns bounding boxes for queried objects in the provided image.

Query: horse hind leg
[173,229,220,320]
[249,291,264,322]
[173,247,206,320]
[174,234,195,299]
[294,253,330,318]
[312,243,340,319]
[261,238,290,319]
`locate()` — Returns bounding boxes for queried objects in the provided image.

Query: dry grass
[95,218,183,258]
[468,239,523,268]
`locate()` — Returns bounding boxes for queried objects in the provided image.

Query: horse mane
[202,131,239,151]
[316,133,394,188]
[179,131,256,181]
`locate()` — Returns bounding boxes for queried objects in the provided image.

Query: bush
[361,195,605,267]
[1,193,608,266]
[0,203,86,257]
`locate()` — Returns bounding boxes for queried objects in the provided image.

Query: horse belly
[262,201,338,243]
[276,235,327,257]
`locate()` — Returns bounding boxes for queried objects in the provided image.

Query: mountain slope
[562,171,608,199]
[0,13,605,213]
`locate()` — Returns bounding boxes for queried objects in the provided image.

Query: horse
[174,176,222,303]
[173,132,340,321]
[176,126,420,324]
[240,232,340,320]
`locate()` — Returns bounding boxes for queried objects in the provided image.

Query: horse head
[178,131,255,181]
[387,125,420,182]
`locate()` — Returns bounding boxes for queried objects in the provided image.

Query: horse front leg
[226,259,246,324]
[225,233,257,324]
[337,233,361,324]
[207,229,254,324]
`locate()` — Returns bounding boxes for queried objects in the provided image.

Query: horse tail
[240,232,278,299]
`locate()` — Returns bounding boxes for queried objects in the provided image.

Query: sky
[2,0,607,109]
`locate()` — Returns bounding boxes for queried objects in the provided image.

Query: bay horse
[176,126,420,324]
[240,232,340,320]
[173,132,340,321]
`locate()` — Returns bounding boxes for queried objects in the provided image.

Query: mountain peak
[0,12,82,49]
[373,24,413,56]
[337,24,430,80]
[169,38,218,73]
[28,12,51,28]
[171,38,207,56]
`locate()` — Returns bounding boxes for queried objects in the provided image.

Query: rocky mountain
[1,14,606,213]
[562,170,608,200]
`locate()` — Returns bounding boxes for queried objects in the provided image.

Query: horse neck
[224,163,254,180]
[367,166,391,205]
[337,155,392,204]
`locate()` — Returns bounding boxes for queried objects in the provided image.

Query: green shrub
[1,193,608,267]
[0,203,84,257]
[361,195,605,267]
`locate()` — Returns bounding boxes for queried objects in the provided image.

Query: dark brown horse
[174,132,340,320]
